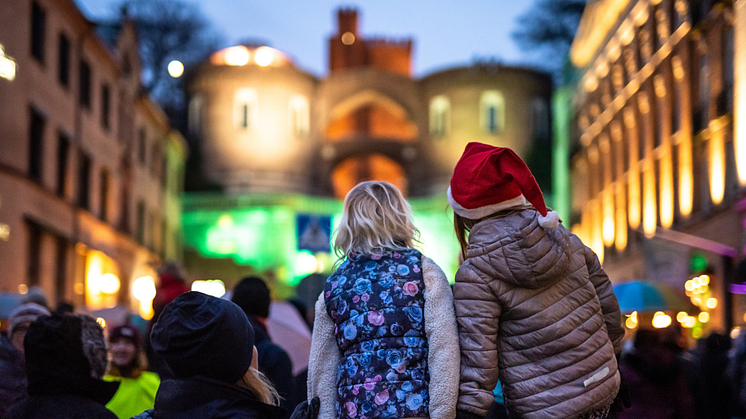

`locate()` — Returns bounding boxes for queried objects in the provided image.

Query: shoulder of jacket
[456,261,491,284]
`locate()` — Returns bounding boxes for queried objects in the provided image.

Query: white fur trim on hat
[538,211,560,229]
[447,187,526,220]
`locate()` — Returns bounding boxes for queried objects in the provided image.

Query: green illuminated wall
[552,86,573,221]
[182,193,461,287]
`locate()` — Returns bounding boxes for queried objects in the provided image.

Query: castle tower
[328,8,412,76]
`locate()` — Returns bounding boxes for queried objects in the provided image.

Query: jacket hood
[153,376,286,419]
[466,207,572,289]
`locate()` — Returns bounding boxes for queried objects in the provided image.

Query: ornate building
[183,9,553,296]
[568,0,746,334]
[0,0,186,318]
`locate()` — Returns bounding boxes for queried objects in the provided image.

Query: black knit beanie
[151,291,255,383]
[232,276,271,319]
[24,314,119,405]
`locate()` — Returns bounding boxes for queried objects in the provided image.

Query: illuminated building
[0,0,186,315]
[184,9,553,295]
[569,0,745,331]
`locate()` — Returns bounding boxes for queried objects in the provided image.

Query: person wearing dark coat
[613,329,694,419]
[4,314,119,419]
[0,303,50,417]
[131,291,288,419]
[232,276,295,416]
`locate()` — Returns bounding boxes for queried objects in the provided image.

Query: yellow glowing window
[480,91,505,135]
[234,88,257,130]
[429,95,450,138]
[289,94,310,137]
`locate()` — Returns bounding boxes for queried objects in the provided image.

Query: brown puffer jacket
[454,208,624,419]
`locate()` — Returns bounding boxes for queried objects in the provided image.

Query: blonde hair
[334,181,420,259]
[236,367,281,405]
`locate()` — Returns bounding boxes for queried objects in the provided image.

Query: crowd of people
[0,142,741,419]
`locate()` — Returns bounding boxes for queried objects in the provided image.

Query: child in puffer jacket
[448,143,626,419]
[308,181,460,419]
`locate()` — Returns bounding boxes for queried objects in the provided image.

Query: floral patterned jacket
[309,250,459,419]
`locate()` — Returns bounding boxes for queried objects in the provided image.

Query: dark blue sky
[75,0,533,77]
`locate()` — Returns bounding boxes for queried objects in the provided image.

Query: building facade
[0,0,187,317]
[569,0,746,334]
[183,9,553,296]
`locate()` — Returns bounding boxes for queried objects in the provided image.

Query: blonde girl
[308,181,460,419]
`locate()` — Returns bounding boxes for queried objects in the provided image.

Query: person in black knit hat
[232,276,295,416]
[4,314,120,419]
[132,291,318,419]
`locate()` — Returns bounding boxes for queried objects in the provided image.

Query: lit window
[429,95,450,138]
[289,94,309,137]
[234,88,258,130]
[480,91,505,135]
[188,95,203,137]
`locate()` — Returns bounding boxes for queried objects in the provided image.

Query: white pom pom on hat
[447,142,559,229]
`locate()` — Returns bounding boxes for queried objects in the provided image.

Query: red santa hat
[447,142,559,229]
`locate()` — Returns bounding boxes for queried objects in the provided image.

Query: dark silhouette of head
[232,276,271,319]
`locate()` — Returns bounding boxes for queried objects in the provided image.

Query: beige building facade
[187,9,553,200]
[0,0,186,315]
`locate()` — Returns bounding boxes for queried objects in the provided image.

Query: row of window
[27,106,165,247]
[31,2,113,132]
[190,89,549,140]
[188,91,311,138]
[429,92,549,139]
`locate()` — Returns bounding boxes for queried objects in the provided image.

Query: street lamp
[168,60,184,78]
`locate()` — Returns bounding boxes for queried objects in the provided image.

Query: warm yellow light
[654,75,667,97]
[254,47,274,66]
[706,298,718,309]
[660,154,674,228]
[132,276,156,302]
[685,280,695,291]
[224,46,250,66]
[699,312,710,323]
[679,137,693,217]
[96,317,106,329]
[625,317,638,328]
[167,60,184,78]
[692,296,702,307]
[710,124,726,205]
[0,45,17,81]
[191,279,226,298]
[683,316,696,328]
[615,185,627,251]
[18,284,28,294]
[341,31,355,45]
[672,56,685,80]
[643,163,657,238]
[139,300,153,320]
[602,190,615,247]
[736,0,746,184]
[631,311,638,323]
[653,311,672,328]
[732,327,741,340]
[677,311,688,322]
[585,75,599,92]
[591,200,604,264]
[100,273,120,294]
